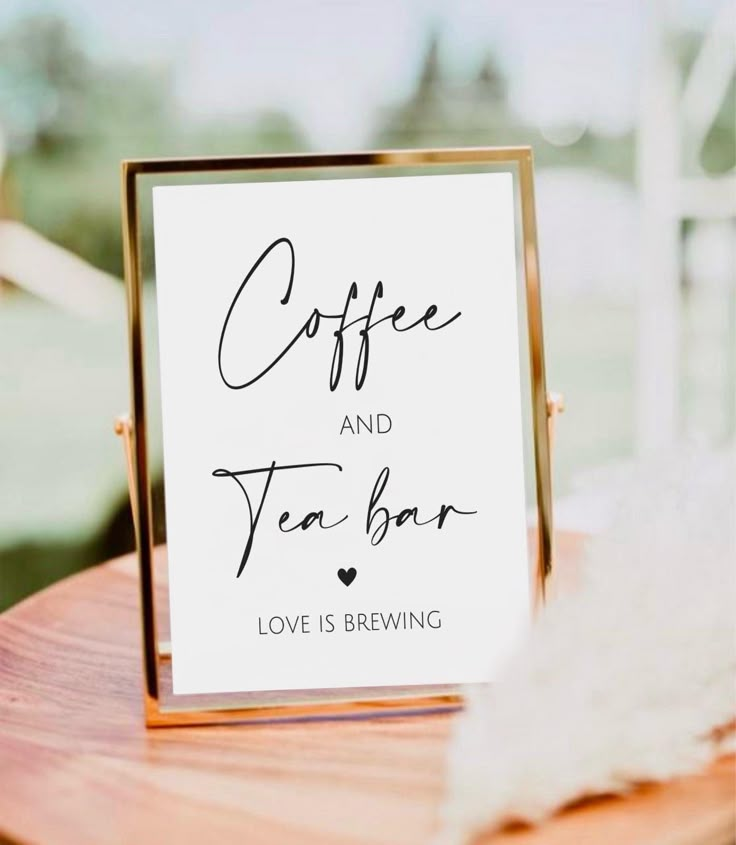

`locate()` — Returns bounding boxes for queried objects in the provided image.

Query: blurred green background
[1,1,734,610]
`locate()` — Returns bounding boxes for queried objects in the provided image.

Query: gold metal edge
[121,161,160,704]
[517,150,552,607]
[145,694,463,729]
[122,146,530,175]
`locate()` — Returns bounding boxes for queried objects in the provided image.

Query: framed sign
[119,147,553,727]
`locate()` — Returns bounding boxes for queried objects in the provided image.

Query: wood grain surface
[0,533,733,845]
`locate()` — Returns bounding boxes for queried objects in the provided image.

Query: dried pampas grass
[439,449,736,843]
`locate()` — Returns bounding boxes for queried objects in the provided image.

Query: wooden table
[0,534,733,845]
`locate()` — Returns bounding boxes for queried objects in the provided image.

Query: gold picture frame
[118,146,555,727]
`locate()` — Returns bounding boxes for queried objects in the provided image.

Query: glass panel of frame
[122,148,551,726]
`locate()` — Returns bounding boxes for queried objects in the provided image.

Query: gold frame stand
[117,147,560,727]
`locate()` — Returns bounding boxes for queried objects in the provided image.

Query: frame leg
[114,414,137,538]
[115,415,171,661]
[545,391,565,598]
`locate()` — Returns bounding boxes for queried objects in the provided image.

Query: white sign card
[152,172,530,696]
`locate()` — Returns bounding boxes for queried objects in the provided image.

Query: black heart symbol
[337,567,357,586]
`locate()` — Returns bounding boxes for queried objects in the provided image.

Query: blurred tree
[0,15,91,154]
[374,33,516,149]
[0,14,177,274]
[191,110,310,157]
[0,13,309,277]
[247,111,310,153]
[373,32,635,179]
